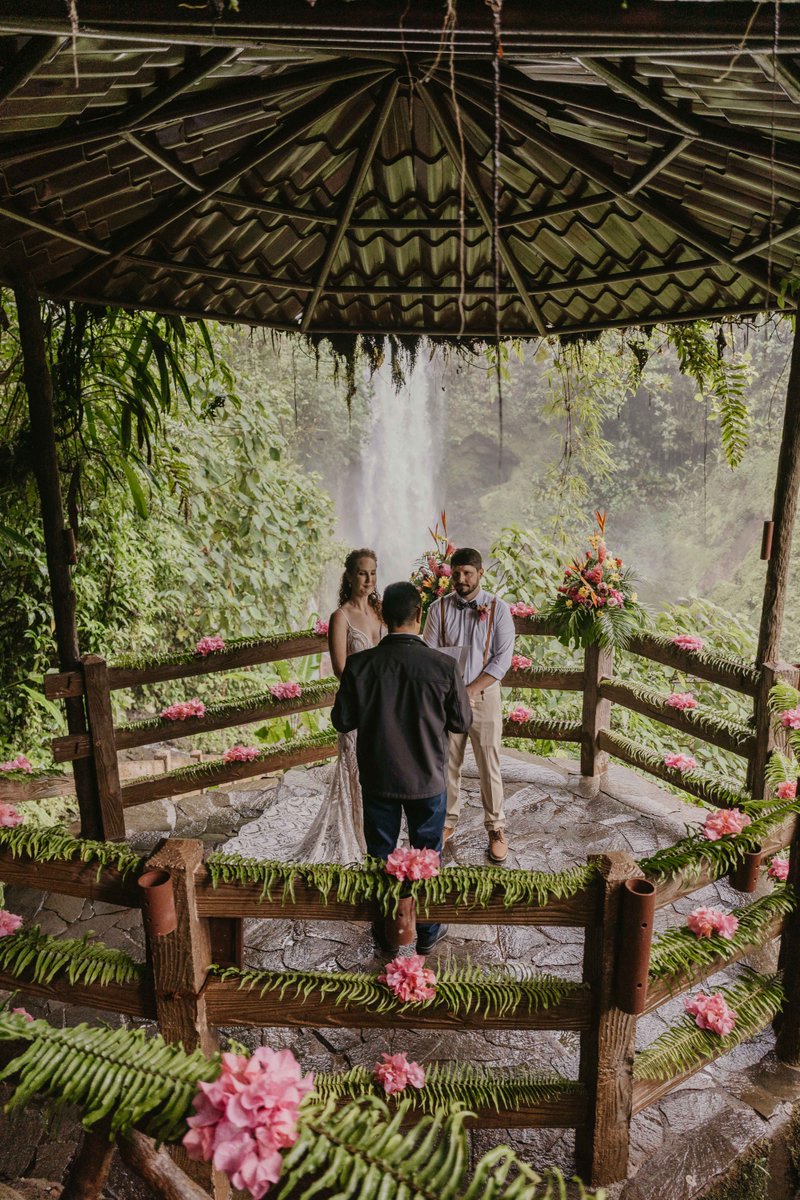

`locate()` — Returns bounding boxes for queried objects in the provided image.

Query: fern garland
[112,628,323,673]
[608,678,753,748]
[634,968,784,1082]
[213,961,584,1019]
[603,730,754,811]
[627,631,759,691]
[128,729,339,790]
[770,680,800,764]
[500,716,582,742]
[0,824,143,878]
[648,888,796,984]
[120,677,337,736]
[0,925,145,988]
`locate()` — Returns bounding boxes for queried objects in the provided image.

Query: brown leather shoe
[487,829,509,863]
[443,826,455,846]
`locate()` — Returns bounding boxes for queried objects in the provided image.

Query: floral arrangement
[378,955,437,1003]
[509,601,536,619]
[768,856,790,882]
[373,1052,426,1096]
[269,682,302,701]
[0,755,32,774]
[11,1006,32,1021]
[507,704,533,725]
[780,705,800,731]
[160,698,206,722]
[0,911,22,937]
[683,991,737,1036]
[0,803,23,828]
[541,511,647,651]
[183,1047,314,1199]
[672,634,705,653]
[195,635,226,657]
[510,654,532,671]
[686,907,739,940]
[313,618,329,637]
[777,781,797,799]
[702,808,752,841]
[663,752,697,773]
[385,848,440,882]
[223,746,260,764]
[666,692,698,711]
[410,512,456,623]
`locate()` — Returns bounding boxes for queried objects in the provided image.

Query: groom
[331,580,472,955]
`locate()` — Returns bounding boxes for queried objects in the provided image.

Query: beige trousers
[446,682,505,831]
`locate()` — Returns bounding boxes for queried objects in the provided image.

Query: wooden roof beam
[0,33,64,103]
[300,77,399,332]
[417,81,548,337]
[626,135,693,196]
[577,57,699,137]
[0,197,110,256]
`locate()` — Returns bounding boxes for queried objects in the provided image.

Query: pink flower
[313,618,329,636]
[223,746,260,764]
[0,803,24,828]
[776,781,797,800]
[684,992,737,1036]
[702,808,752,841]
[597,542,607,564]
[672,634,705,653]
[713,913,740,940]
[780,706,800,731]
[270,682,302,701]
[507,704,533,725]
[607,590,625,608]
[373,1052,426,1095]
[511,654,532,671]
[195,635,226,656]
[438,563,452,578]
[509,602,536,618]
[0,911,23,937]
[385,847,440,882]
[379,955,437,1003]
[160,698,206,722]
[0,755,32,774]
[584,566,603,584]
[663,752,697,773]
[666,692,698,711]
[11,1007,33,1021]
[768,856,790,882]
[687,907,739,940]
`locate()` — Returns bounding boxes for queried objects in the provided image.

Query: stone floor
[2,747,800,1199]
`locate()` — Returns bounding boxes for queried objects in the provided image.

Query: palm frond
[0,824,143,877]
[0,925,144,988]
[634,969,784,1081]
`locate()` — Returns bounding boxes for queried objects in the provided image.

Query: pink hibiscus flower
[223,746,260,763]
[663,752,697,773]
[379,955,437,1003]
[511,654,533,671]
[687,907,739,940]
[385,847,440,882]
[684,992,737,1036]
[160,698,206,722]
[373,1052,426,1096]
[437,563,452,578]
[270,682,302,701]
[509,602,536,618]
[672,634,705,653]
[0,803,23,828]
[666,692,698,711]
[195,635,226,656]
[507,704,533,725]
[0,911,23,937]
[768,856,790,882]
[313,618,329,636]
[0,755,32,774]
[702,808,752,841]
[780,706,800,731]
[776,780,797,800]
[11,1007,33,1021]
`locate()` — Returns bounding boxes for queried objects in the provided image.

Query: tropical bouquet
[542,511,648,651]
[410,511,456,624]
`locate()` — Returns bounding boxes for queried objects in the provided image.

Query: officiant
[423,547,515,863]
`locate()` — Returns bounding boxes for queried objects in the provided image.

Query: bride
[294,547,384,862]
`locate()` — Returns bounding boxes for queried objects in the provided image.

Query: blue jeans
[362,791,446,947]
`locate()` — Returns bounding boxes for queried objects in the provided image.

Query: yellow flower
[578,586,589,599]
[566,600,573,608]
[632,592,638,602]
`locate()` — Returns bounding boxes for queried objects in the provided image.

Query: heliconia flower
[663,752,697,773]
[445,542,456,558]
[511,654,532,671]
[0,911,23,938]
[687,907,739,940]
[507,704,533,725]
[313,618,329,636]
[161,698,206,722]
[666,692,698,711]
[0,755,32,774]
[702,808,752,841]
[684,991,737,1036]
[195,635,226,656]
[270,681,302,701]
[10,1007,33,1021]
[385,847,440,882]
[373,1052,426,1096]
[776,780,797,800]
[768,856,790,882]
[780,706,800,731]
[584,566,603,584]
[672,634,705,653]
[223,746,260,764]
[379,955,437,1003]
[509,601,536,618]
[0,803,24,828]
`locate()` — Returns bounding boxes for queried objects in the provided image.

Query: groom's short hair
[451,547,482,570]
[383,581,421,629]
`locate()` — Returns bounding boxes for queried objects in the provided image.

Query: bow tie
[456,598,480,610]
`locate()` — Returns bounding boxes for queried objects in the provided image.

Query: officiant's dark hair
[382,582,421,629]
[451,547,482,570]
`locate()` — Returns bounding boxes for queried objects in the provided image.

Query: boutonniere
[476,604,490,623]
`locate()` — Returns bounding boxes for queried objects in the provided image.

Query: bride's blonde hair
[338,548,382,621]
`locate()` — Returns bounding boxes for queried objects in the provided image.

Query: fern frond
[130,729,338,790]
[634,969,784,1081]
[0,926,144,988]
[765,751,798,794]
[625,631,759,691]
[112,627,322,672]
[120,677,337,737]
[0,825,142,878]
[769,681,800,764]
[602,729,753,811]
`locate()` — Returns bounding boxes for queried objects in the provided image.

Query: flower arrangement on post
[541,512,647,651]
[410,511,456,624]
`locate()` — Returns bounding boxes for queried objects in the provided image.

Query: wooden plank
[120,738,338,808]
[581,644,613,778]
[203,978,591,1031]
[502,667,584,690]
[107,633,326,690]
[0,965,155,1018]
[501,718,582,743]
[598,730,748,810]
[0,773,75,803]
[625,633,759,695]
[44,669,84,700]
[0,848,141,907]
[208,917,243,969]
[599,678,756,758]
[82,654,125,839]
[459,1095,586,1129]
[512,615,558,636]
[52,733,91,763]
[194,872,598,927]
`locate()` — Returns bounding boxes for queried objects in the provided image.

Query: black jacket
[331,633,473,799]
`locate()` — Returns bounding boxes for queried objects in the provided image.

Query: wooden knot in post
[729,845,763,894]
[614,877,656,1015]
[138,868,177,937]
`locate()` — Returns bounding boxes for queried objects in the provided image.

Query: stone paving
[1,748,800,1199]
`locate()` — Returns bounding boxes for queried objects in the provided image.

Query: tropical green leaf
[0,925,144,988]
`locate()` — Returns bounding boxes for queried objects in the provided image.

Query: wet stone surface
[2,747,799,1196]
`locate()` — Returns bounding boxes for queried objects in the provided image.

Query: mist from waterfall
[338,341,446,586]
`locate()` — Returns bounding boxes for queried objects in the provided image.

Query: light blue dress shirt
[422,588,515,686]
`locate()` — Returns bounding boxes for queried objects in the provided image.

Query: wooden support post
[575,851,639,1187]
[143,839,228,1200]
[61,1120,116,1200]
[581,642,613,779]
[82,654,125,840]
[756,317,800,668]
[776,804,800,1065]
[748,661,800,799]
[12,273,102,838]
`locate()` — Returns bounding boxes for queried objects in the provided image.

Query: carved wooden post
[776,804,800,1065]
[581,642,613,779]
[575,851,640,1187]
[143,839,228,1200]
[82,654,125,840]
[749,661,800,799]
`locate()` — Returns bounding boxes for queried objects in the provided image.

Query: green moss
[697,1141,769,1200]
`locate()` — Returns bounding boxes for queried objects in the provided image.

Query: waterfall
[340,341,446,585]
